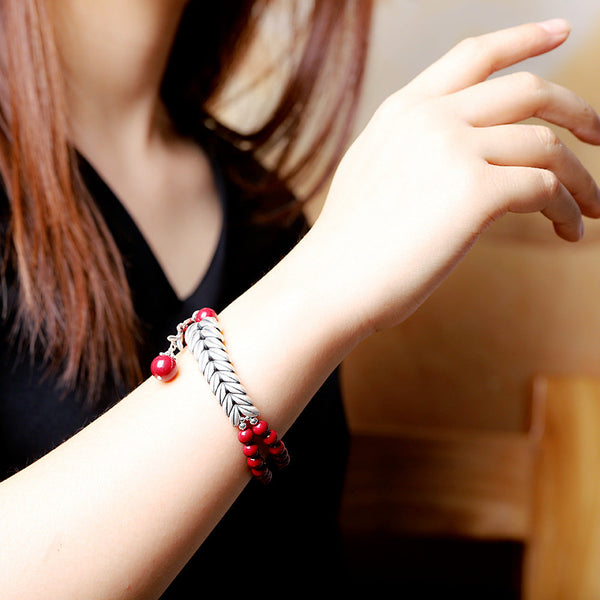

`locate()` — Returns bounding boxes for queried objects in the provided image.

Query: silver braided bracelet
[151,308,290,484]
[184,316,260,427]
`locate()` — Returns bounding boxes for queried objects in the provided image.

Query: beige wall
[342,1,600,434]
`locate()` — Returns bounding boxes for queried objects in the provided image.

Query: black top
[0,133,349,593]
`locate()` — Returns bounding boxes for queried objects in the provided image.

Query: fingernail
[536,18,571,36]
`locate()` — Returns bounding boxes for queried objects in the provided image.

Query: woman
[1,1,370,595]
[1,1,599,598]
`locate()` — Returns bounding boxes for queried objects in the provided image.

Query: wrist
[215,225,366,432]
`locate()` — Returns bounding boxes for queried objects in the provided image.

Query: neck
[50,0,189,149]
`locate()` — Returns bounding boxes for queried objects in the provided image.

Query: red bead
[272,448,290,461]
[238,429,254,444]
[252,420,269,437]
[242,444,259,457]
[247,456,264,468]
[273,453,290,469]
[268,441,285,456]
[195,307,217,322]
[150,355,177,382]
[254,469,273,484]
[263,430,278,445]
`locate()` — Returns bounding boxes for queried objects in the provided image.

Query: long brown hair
[0,0,373,403]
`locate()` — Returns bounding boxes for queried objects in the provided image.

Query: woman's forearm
[0,228,358,600]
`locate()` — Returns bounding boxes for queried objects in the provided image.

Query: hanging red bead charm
[150,354,178,382]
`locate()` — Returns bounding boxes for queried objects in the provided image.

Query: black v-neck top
[0,133,349,593]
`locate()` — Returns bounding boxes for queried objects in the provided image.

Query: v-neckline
[76,149,228,307]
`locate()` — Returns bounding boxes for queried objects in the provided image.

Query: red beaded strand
[237,418,290,484]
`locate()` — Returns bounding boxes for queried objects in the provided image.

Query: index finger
[404,19,571,97]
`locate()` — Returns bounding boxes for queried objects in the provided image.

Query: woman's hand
[311,19,600,336]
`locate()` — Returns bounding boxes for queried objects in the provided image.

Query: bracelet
[151,308,290,484]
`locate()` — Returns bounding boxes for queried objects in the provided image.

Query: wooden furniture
[340,375,600,598]
[523,376,600,600]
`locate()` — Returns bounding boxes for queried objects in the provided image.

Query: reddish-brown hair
[0,0,373,403]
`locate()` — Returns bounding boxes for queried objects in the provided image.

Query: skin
[1,5,600,599]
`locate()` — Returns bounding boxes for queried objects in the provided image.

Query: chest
[84,140,223,301]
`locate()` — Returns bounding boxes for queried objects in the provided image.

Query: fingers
[405,19,571,97]
[488,164,584,241]
[451,72,600,145]
[384,19,600,244]
[539,181,584,241]
[477,124,600,219]
[446,62,600,242]
[480,120,600,240]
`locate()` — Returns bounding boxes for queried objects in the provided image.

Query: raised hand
[312,19,600,334]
